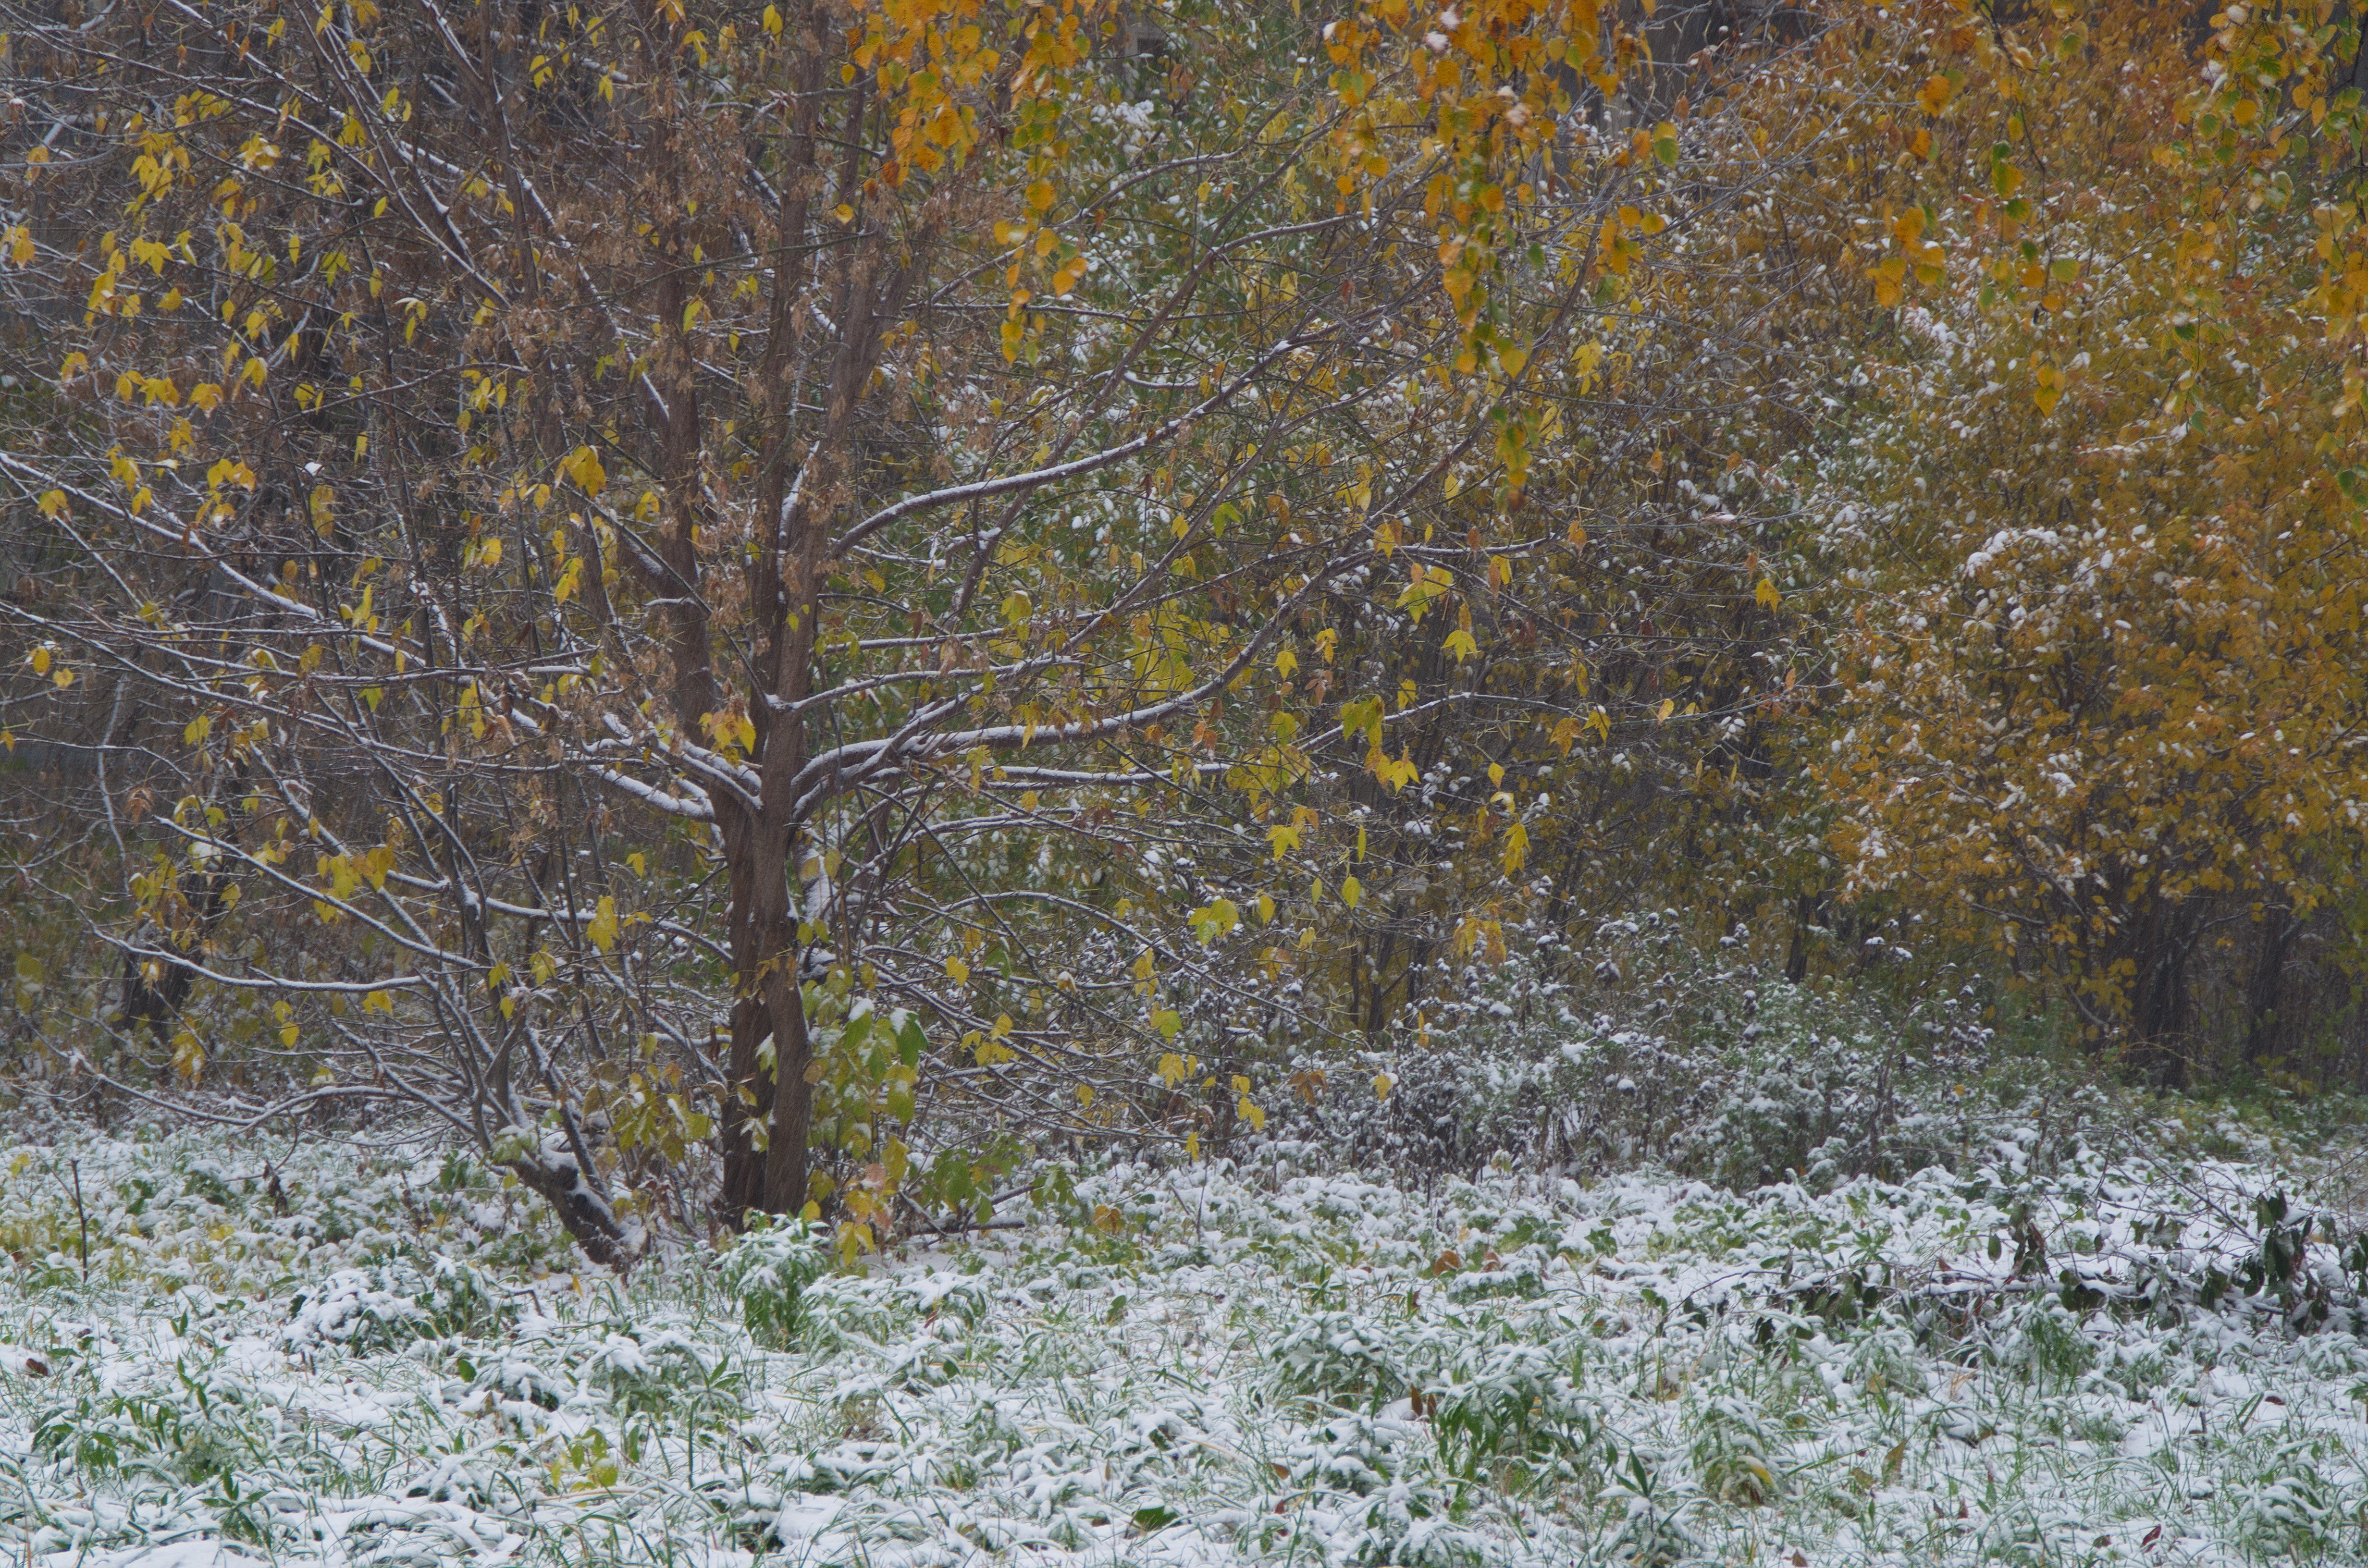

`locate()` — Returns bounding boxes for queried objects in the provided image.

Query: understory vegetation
[5,1053,2368,1568]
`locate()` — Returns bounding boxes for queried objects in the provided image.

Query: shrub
[717,1215,826,1349]
[1261,917,2001,1192]
[283,1253,516,1351]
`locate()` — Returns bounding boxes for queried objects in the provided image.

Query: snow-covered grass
[4,1117,2368,1568]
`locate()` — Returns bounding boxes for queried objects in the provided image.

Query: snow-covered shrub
[797,1272,916,1353]
[716,1214,825,1348]
[1302,1422,1483,1568]
[284,1252,515,1351]
[892,1267,991,1325]
[582,1328,736,1417]
[2235,1458,2352,1559]
[398,1455,500,1509]
[1261,914,2002,1192]
[1600,1458,1699,1568]
[1686,1393,1781,1505]
[1270,1311,1408,1407]
[1989,1297,2100,1387]
[1280,1410,1410,1498]
[1838,1311,1928,1401]
[1440,1239,1557,1303]
[465,1351,568,1413]
[1426,1342,1597,1484]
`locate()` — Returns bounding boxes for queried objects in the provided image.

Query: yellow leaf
[947,954,970,984]
[588,894,619,954]
[1373,749,1419,792]
[566,445,606,495]
[1373,1072,1394,1100]
[2031,358,2064,416]
[1756,577,1781,610]
[1873,256,1907,307]
[1189,898,1240,944]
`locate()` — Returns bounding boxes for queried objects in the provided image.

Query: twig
[69,1159,88,1285]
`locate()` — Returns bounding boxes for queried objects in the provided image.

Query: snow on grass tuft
[2,1126,2367,1567]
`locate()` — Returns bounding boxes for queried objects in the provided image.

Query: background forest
[5,0,2368,1262]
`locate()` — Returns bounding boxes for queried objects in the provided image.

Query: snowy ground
[3,1121,2367,1568]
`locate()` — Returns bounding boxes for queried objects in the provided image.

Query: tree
[1816,0,2368,1078]
[11,0,1857,1252]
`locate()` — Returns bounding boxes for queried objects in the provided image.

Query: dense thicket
[4,0,2366,1256]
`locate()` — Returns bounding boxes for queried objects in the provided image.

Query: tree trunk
[506,1139,640,1268]
[2125,905,2198,1088]
[2241,906,2297,1067]
[763,957,815,1215]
